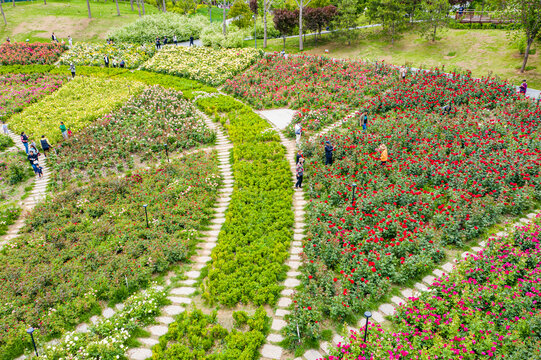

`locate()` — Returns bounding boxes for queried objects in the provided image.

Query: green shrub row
[152,307,270,359]
[196,94,294,306]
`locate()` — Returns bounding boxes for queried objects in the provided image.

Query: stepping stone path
[126,110,234,360]
[0,130,50,250]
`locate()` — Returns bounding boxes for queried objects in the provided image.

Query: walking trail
[125,110,233,360]
[0,130,50,250]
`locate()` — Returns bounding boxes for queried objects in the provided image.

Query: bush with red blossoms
[323,218,541,359]
[0,42,65,65]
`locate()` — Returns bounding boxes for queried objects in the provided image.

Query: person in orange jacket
[377,144,388,167]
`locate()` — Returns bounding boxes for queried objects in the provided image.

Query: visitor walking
[67,128,73,137]
[40,135,51,157]
[519,80,527,95]
[399,66,407,80]
[104,54,110,67]
[69,62,76,78]
[189,35,194,46]
[360,112,368,131]
[6,37,10,43]
[156,37,161,50]
[51,32,58,43]
[295,158,304,189]
[20,132,29,154]
[173,35,178,46]
[377,144,388,167]
[60,122,68,140]
[296,150,303,164]
[68,35,73,48]
[324,140,334,165]
[294,123,302,144]
[1,121,8,134]
[441,101,452,115]
[29,140,39,155]
[163,36,168,45]
[28,150,42,177]
[119,59,125,68]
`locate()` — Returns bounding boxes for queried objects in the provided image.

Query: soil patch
[13,16,92,39]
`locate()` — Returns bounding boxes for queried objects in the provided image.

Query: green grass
[244,27,541,89]
[0,0,158,43]
[194,5,227,22]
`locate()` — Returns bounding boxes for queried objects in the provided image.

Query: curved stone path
[126,110,233,360]
[0,130,50,249]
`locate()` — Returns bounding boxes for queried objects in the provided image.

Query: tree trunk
[283,36,286,51]
[141,0,145,15]
[130,0,134,11]
[0,1,6,25]
[520,38,533,73]
[208,3,212,22]
[299,3,304,51]
[115,0,120,15]
[11,0,14,8]
[136,0,141,16]
[86,0,92,18]
[222,5,226,36]
[391,22,395,45]
[263,0,267,47]
[432,23,437,42]
[162,0,166,12]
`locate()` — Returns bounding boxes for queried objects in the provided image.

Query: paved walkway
[0,130,50,250]
[257,109,296,130]
[125,110,233,360]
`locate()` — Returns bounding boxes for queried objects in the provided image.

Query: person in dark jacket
[40,135,51,157]
[104,54,110,67]
[324,140,334,165]
[295,158,304,189]
[21,132,29,154]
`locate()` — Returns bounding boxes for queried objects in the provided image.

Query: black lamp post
[351,183,357,207]
[363,311,372,342]
[143,204,149,228]
[26,327,38,356]
[164,143,169,163]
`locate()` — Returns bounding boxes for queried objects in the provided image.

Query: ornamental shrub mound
[60,42,156,69]
[108,13,209,44]
[0,42,65,65]
[0,153,220,358]
[49,86,215,189]
[0,73,66,122]
[142,47,263,86]
[8,76,146,143]
[325,219,541,359]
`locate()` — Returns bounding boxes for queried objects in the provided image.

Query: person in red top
[377,144,388,167]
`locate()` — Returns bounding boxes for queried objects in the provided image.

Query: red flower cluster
[0,42,65,65]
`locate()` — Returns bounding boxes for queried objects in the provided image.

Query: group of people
[51,32,73,48]
[155,35,194,50]
[103,54,126,68]
[19,131,52,178]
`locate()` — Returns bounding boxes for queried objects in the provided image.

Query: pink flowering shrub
[324,219,541,359]
[0,42,65,65]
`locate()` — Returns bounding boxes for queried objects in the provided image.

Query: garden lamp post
[164,143,170,163]
[26,327,38,356]
[363,311,372,342]
[351,183,357,207]
[253,14,257,49]
[143,204,149,228]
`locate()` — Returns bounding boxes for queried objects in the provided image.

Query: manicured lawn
[245,27,541,89]
[0,0,158,43]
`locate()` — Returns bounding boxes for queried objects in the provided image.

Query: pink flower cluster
[0,42,65,65]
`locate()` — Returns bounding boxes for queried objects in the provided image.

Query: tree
[0,0,6,25]
[229,0,252,28]
[332,0,360,45]
[367,0,407,44]
[263,0,275,47]
[114,0,120,16]
[163,0,167,12]
[417,0,450,42]
[86,0,92,18]
[130,0,134,11]
[250,0,258,44]
[303,6,336,44]
[506,0,541,73]
[273,8,299,50]
[293,0,313,51]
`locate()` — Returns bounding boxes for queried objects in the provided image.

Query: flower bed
[325,219,541,359]
[0,42,65,65]
[59,42,156,69]
[152,307,269,359]
[0,153,221,359]
[49,86,215,188]
[142,47,263,86]
[0,73,66,122]
[223,55,397,136]
[283,70,541,344]
[108,13,209,44]
[8,76,146,143]
[197,94,293,306]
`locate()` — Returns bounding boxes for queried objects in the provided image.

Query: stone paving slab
[281,288,294,296]
[147,325,168,337]
[287,260,301,270]
[379,303,395,316]
[401,288,414,299]
[102,308,115,318]
[287,271,301,277]
[415,283,429,292]
[441,262,454,273]
[278,297,292,307]
[271,318,287,331]
[185,270,200,279]
[304,349,324,360]
[162,305,184,316]
[433,269,445,277]
[422,275,435,285]
[276,308,291,317]
[170,287,195,296]
[127,348,152,360]
[167,296,192,304]
[284,278,301,287]
[479,241,486,247]
[260,344,283,359]
[371,311,385,323]
[320,341,331,354]
[138,337,159,347]
[390,296,405,306]
[258,109,296,130]
[267,333,284,343]
[156,316,175,324]
[333,334,345,345]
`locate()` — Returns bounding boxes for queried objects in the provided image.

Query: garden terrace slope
[196,94,294,306]
[49,85,215,189]
[59,42,156,69]
[284,69,541,343]
[0,153,220,359]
